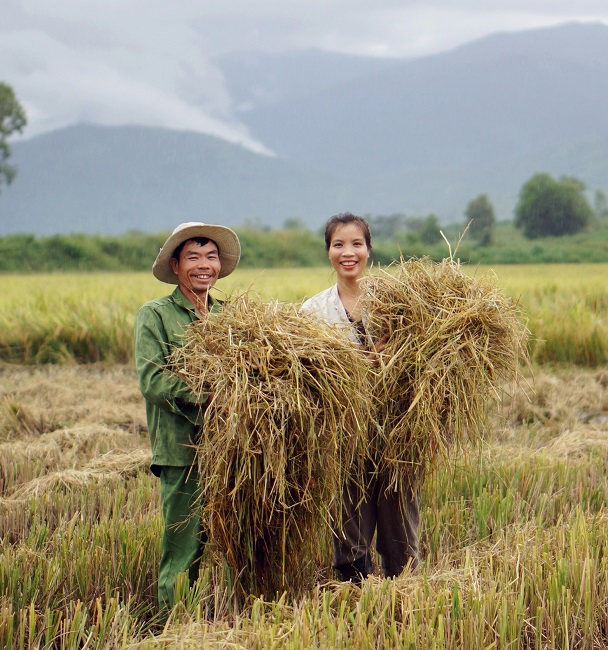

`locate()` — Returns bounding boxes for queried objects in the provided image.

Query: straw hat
[153,222,241,283]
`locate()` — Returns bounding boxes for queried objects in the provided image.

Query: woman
[302,212,419,582]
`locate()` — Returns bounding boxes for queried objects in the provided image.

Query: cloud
[0,1,273,152]
[191,3,608,57]
[2,0,608,146]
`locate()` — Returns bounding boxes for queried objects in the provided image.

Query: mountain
[1,22,607,235]
[237,22,608,176]
[213,49,399,112]
[0,124,368,235]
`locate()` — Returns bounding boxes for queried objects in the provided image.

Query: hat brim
[152,223,241,283]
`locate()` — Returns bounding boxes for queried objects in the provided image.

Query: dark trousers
[158,466,206,613]
[333,466,420,579]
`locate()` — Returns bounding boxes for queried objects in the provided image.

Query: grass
[1,358,608,647]
[1,266,608,646]
[0,269,327,363]
[494,264,608,365]
[1,264,608,365]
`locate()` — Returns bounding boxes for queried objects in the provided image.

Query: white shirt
[301,284,363,345]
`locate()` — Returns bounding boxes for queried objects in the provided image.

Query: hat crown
[173,221,203,234]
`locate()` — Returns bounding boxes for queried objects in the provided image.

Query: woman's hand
[368,333,389,366]
[374,333,389,355]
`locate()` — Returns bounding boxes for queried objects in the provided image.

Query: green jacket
[134,287,220,474]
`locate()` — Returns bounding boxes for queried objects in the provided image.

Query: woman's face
[328,222,370,281]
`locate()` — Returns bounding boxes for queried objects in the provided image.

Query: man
[134,221,240,616]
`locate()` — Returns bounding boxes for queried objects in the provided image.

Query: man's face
[170,239,222,299]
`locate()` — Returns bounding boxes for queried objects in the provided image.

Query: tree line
[3,214,608,274]
[0,227,446,273]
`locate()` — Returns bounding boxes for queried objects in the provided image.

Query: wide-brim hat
[152,222,241,283]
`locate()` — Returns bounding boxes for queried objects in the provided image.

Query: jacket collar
[172,286,221,316]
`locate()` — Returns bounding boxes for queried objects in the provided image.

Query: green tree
[367,213,408,238]
[0,82,27,192]
[283,217,306,230]
[594,189,608,219]
[419,213,442,245]
[464,193,496,246]
[514,173,593,238]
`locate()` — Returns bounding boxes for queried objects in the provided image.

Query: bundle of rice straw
[169,294,373,599]
[360,257,529,491]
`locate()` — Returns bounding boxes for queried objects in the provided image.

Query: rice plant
[1,268,608,646]
[1,264,608,365]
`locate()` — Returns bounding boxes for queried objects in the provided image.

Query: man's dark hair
[171,237,217,261]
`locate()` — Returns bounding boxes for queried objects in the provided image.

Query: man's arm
[134,305,209,424]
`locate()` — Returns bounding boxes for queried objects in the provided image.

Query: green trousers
[158,466,206,614]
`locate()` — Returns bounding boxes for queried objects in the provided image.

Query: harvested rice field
[1,264,608,648]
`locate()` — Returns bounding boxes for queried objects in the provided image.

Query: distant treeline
[0,228,427,273]
[0,230,324,273]
[2,219,608,273]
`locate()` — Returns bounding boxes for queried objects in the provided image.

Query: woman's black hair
[324,212,372,251]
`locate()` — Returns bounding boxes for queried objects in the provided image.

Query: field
[1,264,608,648]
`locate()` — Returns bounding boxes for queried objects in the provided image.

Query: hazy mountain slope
[238,23,608,176]
[214,49,399,111]
[0,125,365,235]
[2,123,605,236]
[1,23,607,235]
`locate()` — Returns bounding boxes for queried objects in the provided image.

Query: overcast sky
[2,1,608,150]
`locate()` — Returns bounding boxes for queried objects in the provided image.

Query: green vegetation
[0,229,330,273]
[0,82,27,192]
[464,193,496,246]
[514,173,594,239]
[1,363,607,648]
[445,220,608,264]
[3,216,608,274]
[0,264,607,366]
[0,167,607,273]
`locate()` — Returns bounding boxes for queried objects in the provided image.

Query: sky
[2,0,608,151]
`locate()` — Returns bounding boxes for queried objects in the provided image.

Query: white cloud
[1,0,608,145]
[0,2,273,152]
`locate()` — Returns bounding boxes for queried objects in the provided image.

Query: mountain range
[1,21,607,235]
